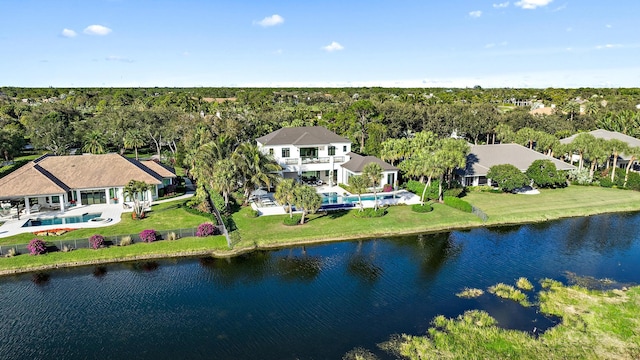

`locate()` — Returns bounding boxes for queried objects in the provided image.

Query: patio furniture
[31,204,42,213]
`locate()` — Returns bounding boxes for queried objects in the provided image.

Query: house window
[328,146,336,156]
[282,148,290,158]
[343,145,347,152]
[268,148,274,156]
[325,170,330,177]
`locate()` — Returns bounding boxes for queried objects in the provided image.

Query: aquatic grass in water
[488,283,531,307]
[456,288,484,298]
[516,277,534,291]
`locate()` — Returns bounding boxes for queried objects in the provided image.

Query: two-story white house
[256,126,398,188]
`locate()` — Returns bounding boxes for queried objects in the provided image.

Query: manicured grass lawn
[389,282,640,359]
[232,204,482,247]
[0,235,228,272]
[0,200,215,245]
[464,186,640,225]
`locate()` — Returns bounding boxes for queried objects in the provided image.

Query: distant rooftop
[256,126,350,146]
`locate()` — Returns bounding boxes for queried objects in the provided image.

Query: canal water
[1,212,639,359]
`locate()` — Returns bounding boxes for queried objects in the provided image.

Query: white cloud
[105,55,133,63]
[84,25,112,36]
[469,10,482,18]
[595,44,622,49]
[606,24,612,28]
[254,14,284,27]
[61,28,77,38]
[515,0,553,9]
[323,41,344,52]
[493,2,510,8]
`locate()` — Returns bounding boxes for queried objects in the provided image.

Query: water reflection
[31,272,50,285]
[391,232,462,282]
[92,266,108,278]
[346,241,383,284]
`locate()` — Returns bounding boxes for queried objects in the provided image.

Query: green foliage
[567,168,593,185]
[283,215,302,226]
[456,288,484,298]
[352,208,387,218]
[525,159,567,188]
[405,180,439,201]
[487,164,529,192]
[0,160,29,179]
[411,203,433,213]
[516,277,534,291]
[443,196,472,213]
[488,283,530,306]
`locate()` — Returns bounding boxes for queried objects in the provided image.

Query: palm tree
[123,180,150,219]
[348,175,369,212]
[623,147,640,188]
[275,178,298,218]
[572,133,597,170]
[209,159,237,211]
[588,138,610,180]
[233,143,282,204]
[494,124,515,144]
[293,185,322,225]
[607,139,629,182]
[563,101,581,122]
[83,130,107,154]
[123,129,145,160]
[434,138,469,202]
[362,162,383,211]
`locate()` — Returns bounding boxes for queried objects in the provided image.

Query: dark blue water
[1,212,640,359]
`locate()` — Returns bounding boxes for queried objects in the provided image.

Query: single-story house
[458,143,576,186]
[560,129,640,170]
[256,126,398,188]
[0,153,176,214]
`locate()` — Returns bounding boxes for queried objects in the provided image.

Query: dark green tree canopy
[487,164,529,193]
[525,159,567,188]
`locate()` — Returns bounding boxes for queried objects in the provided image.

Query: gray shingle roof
[341,153,398,173]
[560,129,640,147]
[462,144,576,177]
[256,126,350,146]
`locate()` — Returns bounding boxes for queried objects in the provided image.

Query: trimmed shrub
[353,208,388,218]
[139,229,157,243]
[411,203,433,213]
[119,236,133,246]
[382,184,393,192]
[167,232,179,241]
[27,238,47,255]
[249,209,260,218]
[443,196,472,213]
[89,234,105,250]
[5,248,17,257]
[196,222,217,237]
[444,187,464,198]
[283,215,302,226]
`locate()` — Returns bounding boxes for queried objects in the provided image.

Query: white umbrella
[251,189,268,197]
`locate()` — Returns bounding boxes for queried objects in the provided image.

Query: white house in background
[0,153,176,215]
[458,143,576,187]
[256,126,398,187]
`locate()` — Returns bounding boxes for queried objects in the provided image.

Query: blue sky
[1,0,638,88]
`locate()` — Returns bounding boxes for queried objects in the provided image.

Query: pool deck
[251,186,421,216]
[0,204,124,238]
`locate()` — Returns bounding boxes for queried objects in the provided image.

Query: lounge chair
[30,204,41,213]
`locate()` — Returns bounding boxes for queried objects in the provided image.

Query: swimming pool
[22,213,103,227]
[321,193,395,205]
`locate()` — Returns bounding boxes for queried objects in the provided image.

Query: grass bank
[465,186,640,225]
[384,281,640,359]
[231,203,482,248]
[0,200,215,245]
[0,235,228,274]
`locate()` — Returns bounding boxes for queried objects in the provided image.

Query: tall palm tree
[233,142,282,204]
[572,133,597,170]
[362,162,383,211]
[348,175,369,212]
[275,178,298,218]
[83,130,107,154]
[209,158,237,211]
[623,147,640,188]
[123,180,150,219]
[607,139,629,182]
[123,129,145,160]
[293,185,322,225]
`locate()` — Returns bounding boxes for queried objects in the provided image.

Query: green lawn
[0,199,215,245]
[464,186,640,225]
[232,204,482,248]
[0,235,228,272]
